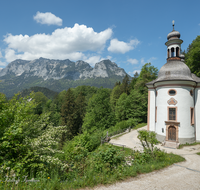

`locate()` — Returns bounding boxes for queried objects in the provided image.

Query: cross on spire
[172,20,175,31]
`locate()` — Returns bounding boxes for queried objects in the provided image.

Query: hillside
[0,58,130,97]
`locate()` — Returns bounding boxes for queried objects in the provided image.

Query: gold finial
[172,20,175,31]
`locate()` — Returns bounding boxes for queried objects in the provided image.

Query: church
[146,22,200,147]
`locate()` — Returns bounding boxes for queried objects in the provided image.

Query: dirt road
[94,126,200,190]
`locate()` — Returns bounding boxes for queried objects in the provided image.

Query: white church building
[146,22,200,145]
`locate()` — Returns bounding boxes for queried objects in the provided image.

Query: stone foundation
[156,134,196,144]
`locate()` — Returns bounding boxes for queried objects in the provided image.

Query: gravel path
[93,126,200,190]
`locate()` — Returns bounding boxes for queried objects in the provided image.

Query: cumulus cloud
[4,24,113,63]
[108,38,140,54]
[84,55,102,67]
[127,58,138,65]
[33,11,62,26]
[129,70,140,76]
[147,57,157,63]
[0,61,7,67]
[84,55,113,67]
[141,58,145,65]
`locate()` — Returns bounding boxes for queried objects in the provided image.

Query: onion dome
[167,20,181,40]
[167,30,180,40]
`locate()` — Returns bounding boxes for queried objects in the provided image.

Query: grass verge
[0,144,185,190]
[178,142,200,149]
[111,123,147,140]
[134,123,147,130]
[196,152,200,156]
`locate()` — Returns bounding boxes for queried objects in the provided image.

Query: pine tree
[120,74,130,95]
[74,92,87,134]
[60,88,76,140]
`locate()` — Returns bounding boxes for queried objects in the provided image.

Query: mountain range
[0,58,130,97]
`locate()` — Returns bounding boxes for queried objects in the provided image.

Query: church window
[191,108,194,125]
[168,107,176,121]
[168,89,176,96]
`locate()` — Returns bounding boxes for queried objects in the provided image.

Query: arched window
[176,47,179,57]
[171,48,175,57]
[168,49,169,58]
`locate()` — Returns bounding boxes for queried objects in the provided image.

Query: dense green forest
[0,62,185,189]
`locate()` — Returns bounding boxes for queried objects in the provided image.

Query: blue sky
[0,0,200,76]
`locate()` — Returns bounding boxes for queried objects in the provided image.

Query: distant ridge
[20,86,59,99]
[0,58,131,97]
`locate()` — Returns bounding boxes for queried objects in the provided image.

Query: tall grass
[0,144,185,190]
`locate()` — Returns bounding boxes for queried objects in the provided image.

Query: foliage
[105,118,138,137]
[74,92,87,134]
[60,88,76,140]
[110,85,122,110]
[91,145,125,172]
[135,63,158,94]
[184,35,200,77]
[134,122,147,130]
[115,90,146,122]
[137,130,159,155]
[20,86,59,99]
[33,92,48,115]
[120,74,130,95]
[82,88,116,133]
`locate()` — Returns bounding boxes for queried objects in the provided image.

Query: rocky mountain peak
[0,57,129,80]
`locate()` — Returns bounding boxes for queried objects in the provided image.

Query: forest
[0,33,198,189]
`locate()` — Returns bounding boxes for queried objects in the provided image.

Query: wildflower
[48,177,50,179]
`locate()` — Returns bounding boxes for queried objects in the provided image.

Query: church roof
[146,60,200,85]
[167,30,180,40]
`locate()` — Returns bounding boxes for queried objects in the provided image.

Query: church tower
[146,21,200,147]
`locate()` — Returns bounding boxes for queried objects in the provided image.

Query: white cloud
[133,70,140,74]
[84,55,113,67]
[141,58,145,65]
[0,61,7,66]
[108,38,140,54]
[127,58,138,65]
[84,55,102,67]
[128,70,140,76]
[0,51,2,58]
[33,11,62,26]
[147,57,157,63]
[4,24,113,63]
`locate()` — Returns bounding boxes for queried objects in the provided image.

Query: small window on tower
[168,89,176,96]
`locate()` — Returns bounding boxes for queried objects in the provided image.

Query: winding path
[94,126,200,190]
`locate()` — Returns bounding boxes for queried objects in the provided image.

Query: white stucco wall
[149,89,155,131]
[156,86,195,140]
[195,87,200,141]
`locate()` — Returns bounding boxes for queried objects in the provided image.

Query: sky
[0,0,200,76]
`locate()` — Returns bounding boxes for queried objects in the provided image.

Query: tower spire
[172,20,175,31]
